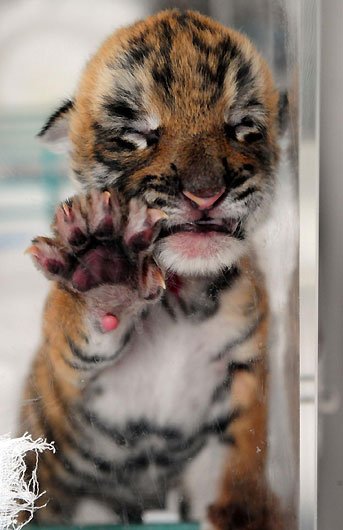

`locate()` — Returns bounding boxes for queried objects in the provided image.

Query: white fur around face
[123,132,148,149]
[133,114,160,133]
[149,171,272,277]
[122,114,160,150]
[155,234,247,276]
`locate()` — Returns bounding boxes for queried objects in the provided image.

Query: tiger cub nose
[182,188,225,210]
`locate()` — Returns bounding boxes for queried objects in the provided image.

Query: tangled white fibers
[0,433,55,529]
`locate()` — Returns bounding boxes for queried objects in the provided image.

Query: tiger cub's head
[40,10,280,276]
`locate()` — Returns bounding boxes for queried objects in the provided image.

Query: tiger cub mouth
[159,218,241,238]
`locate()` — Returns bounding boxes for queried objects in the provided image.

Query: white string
[0,433,55,530]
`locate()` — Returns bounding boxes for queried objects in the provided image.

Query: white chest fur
[68,273,264,509]
[85,293,257,437]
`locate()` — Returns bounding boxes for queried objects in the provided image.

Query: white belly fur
[86,296,255,443]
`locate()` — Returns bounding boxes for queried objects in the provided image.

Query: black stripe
[80,410,233,455]
[241,117,255,128]
[243,163,254,172]
[211,313,266,363]
[219,434,236,445]
[122,33,153,68]
[46,357,78,428]
[203,411,241,442]
[189,266,240,320]
[236,60,254,92]
[38,99,73,137]
[177,294,190,316]
[151,197,169,208]
[151,23,174,101]
[212,361,256,403]
[224,123,237,141]
[222,158,247,189]
[196,60,218,86]
[191,33,238,101]
[207,266,240,301]
[223,158,248,190]
[247,98,263,107]
[82,408,128,446]
[245,132,263,143]
[111,136,137,151]
[234,187,258,201]
[28,393,55,445]
[138,173,160,187]
[29,376,238,491]
[61,352,95,371]
[152,64,174,98]
[103,99,138,121]
[161,294,177,321]
[63,328,133,367]
[27,391,116,488]
[214,36,238,92]
[165,267,240,322]
[65,336,105,365]
[93,121,137,152]
[26,393,101,501]
[94,148,122,172]
[159,19,174,47]
[183,12,215,33]
[79,412,210,475]
[130,181,177,199]
[192,33,214,56]
[125,172,177,200]
[28,367,91,457]
[81,413,181,447]
[145,183,176,196]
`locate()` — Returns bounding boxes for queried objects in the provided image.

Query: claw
[154,268,166,290]
[102,190,111,210]
[61,202,73,219]
[24,245,40,257]
[147,209,168,226]
[25,241,67,277]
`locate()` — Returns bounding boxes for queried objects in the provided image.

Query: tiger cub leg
[20,189,166,523]
[208,360,284,530]
[179,437,230,523]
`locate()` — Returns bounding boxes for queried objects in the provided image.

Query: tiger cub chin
[20,9,284,529]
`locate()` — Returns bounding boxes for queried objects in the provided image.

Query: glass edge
[298,0,320,529]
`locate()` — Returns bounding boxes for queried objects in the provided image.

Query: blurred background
[0,1,341,528]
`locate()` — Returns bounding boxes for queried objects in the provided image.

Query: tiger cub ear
[37,99,74,153]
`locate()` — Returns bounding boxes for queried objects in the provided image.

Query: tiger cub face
[40,10,280,275]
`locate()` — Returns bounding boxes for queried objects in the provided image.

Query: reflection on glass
[0,1,315,529]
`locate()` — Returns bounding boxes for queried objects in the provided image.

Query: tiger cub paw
[26,190,167,301]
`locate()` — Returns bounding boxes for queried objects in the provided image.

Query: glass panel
[0,1,320,529]
[317,1,343,529]
[298,1,319,529]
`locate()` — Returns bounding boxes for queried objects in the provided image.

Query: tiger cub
[21,9,283,529]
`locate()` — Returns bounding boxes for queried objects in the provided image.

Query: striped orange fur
[20,9,284,529]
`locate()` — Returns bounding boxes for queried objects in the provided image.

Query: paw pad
[26,190,167,299]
